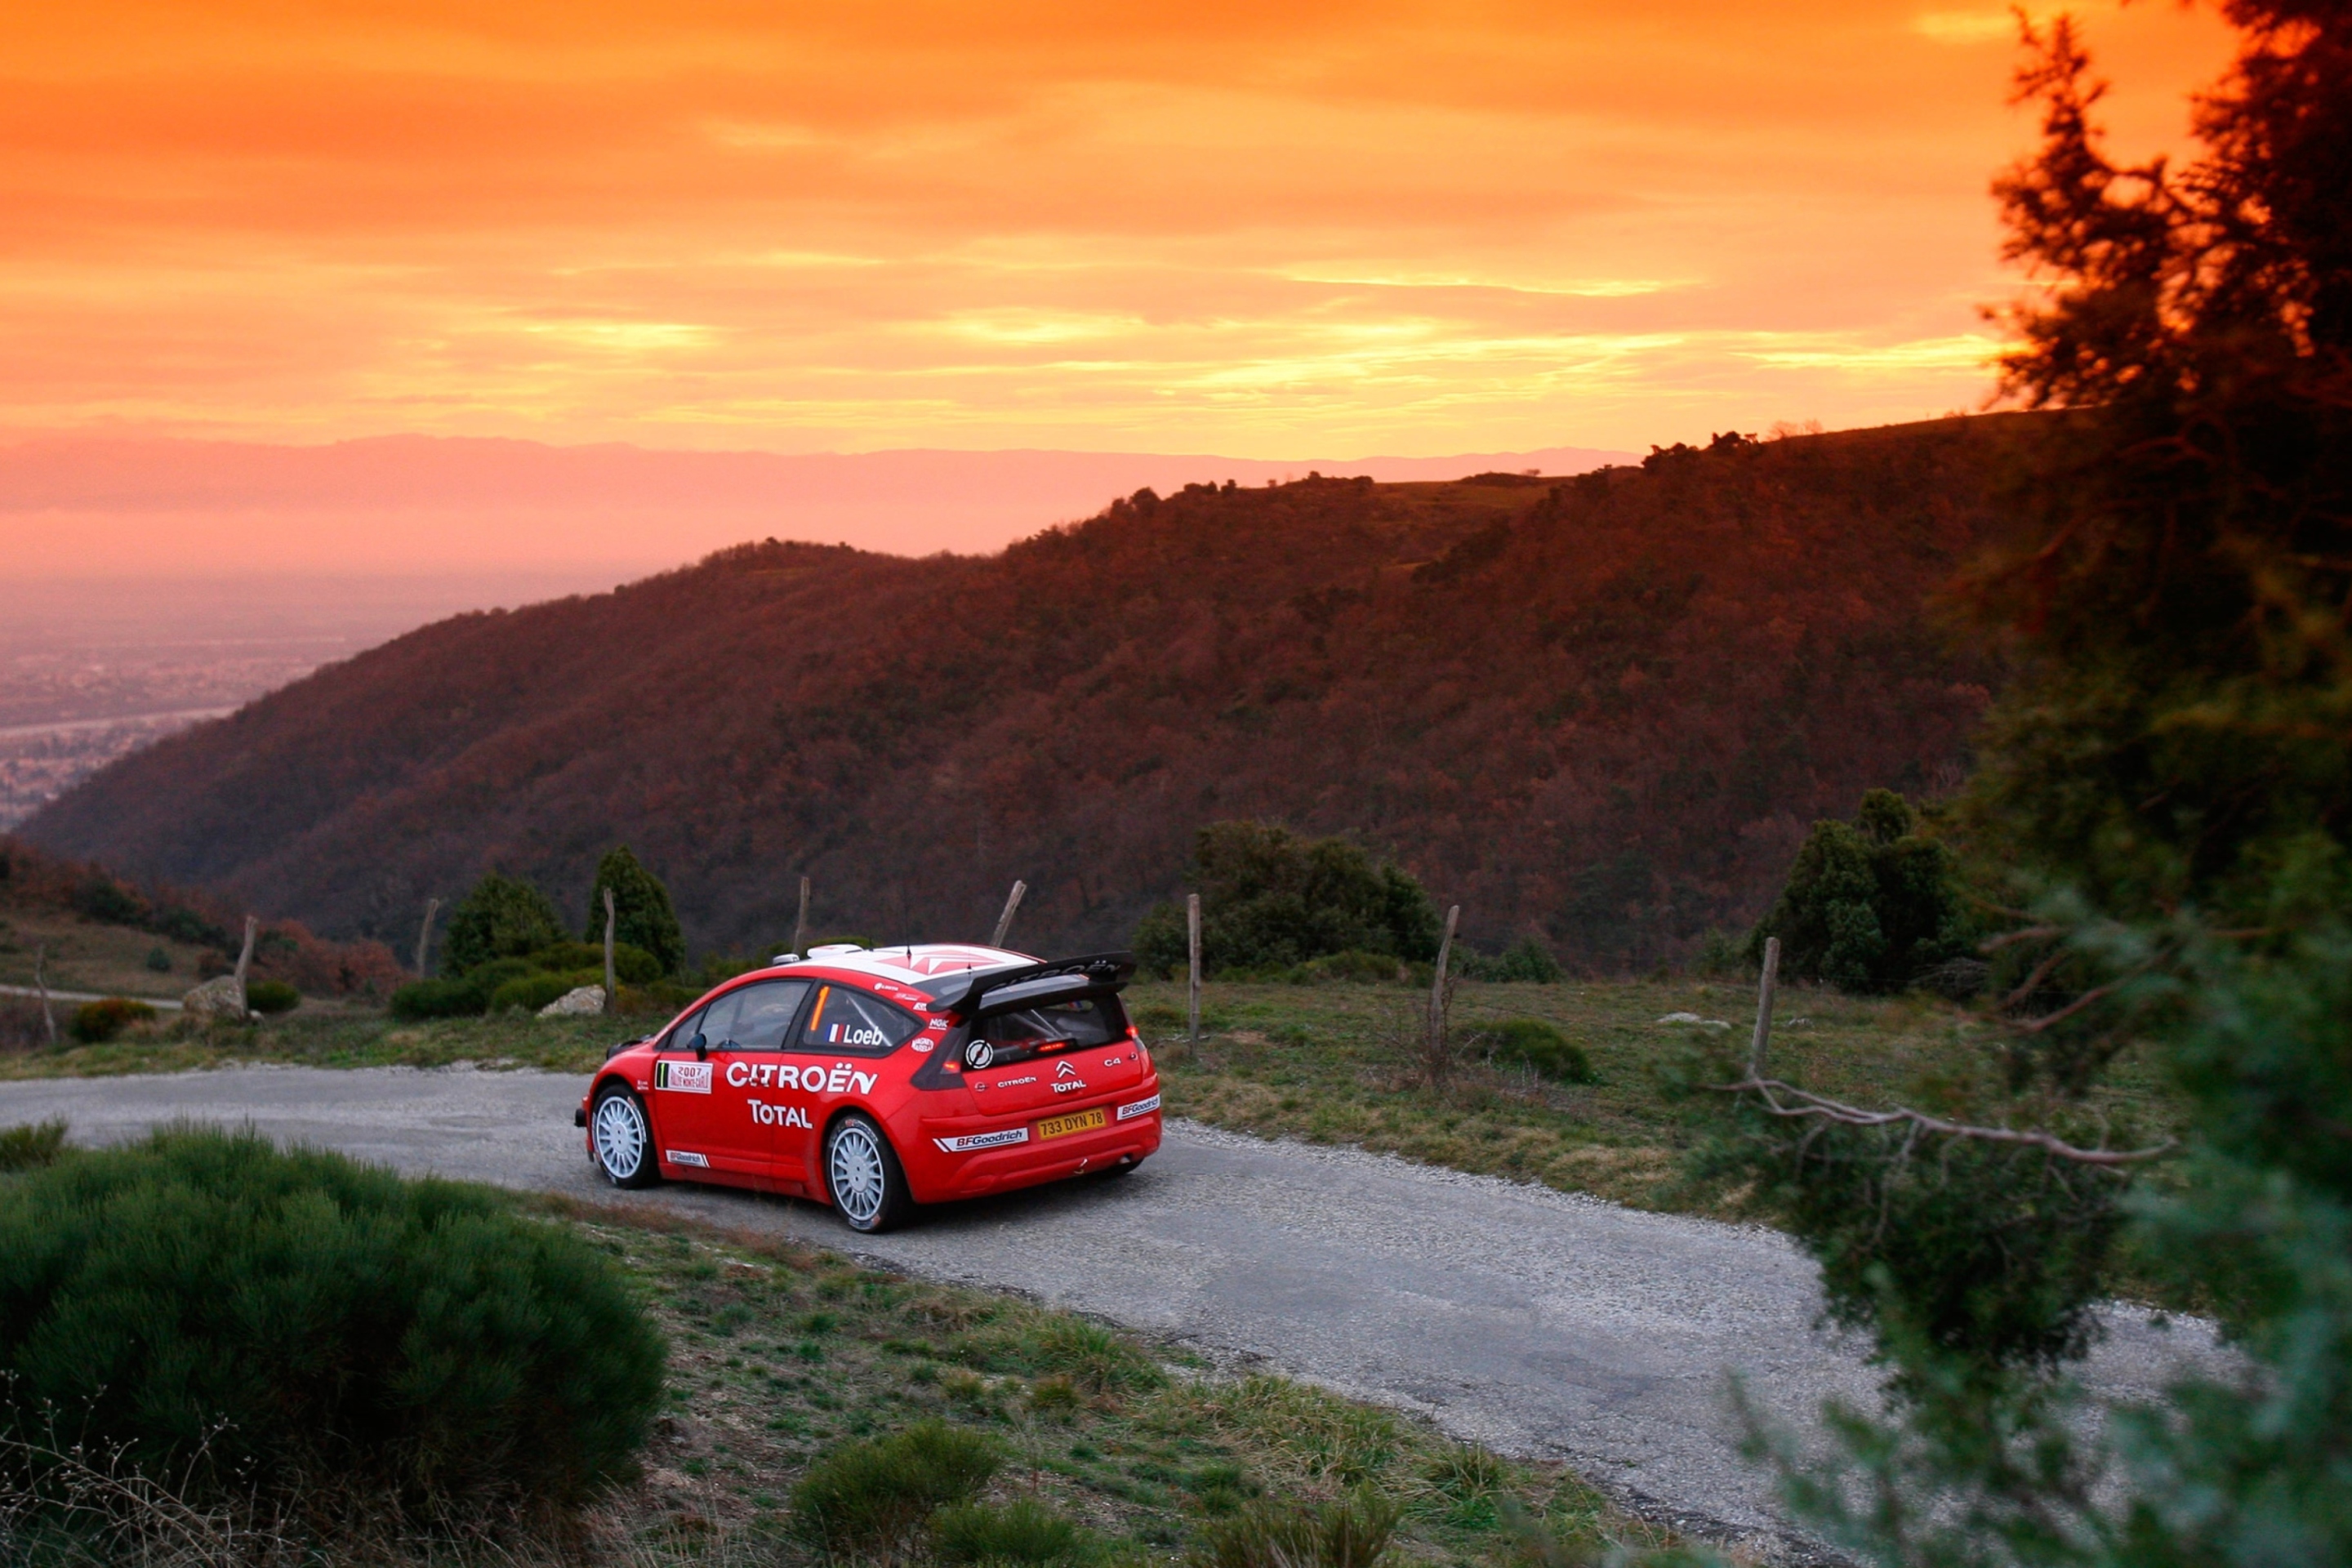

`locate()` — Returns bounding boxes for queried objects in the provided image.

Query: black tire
[825,1111,912,1233]
[590,1085,662,1188]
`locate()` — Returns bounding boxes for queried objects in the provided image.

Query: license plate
[1036,1107,1107,1141]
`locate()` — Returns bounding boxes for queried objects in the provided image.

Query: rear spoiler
[934,951,1135,1019]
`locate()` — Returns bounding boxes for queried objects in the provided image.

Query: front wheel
[825,1111,912,1233]
[591,1085,662,1189]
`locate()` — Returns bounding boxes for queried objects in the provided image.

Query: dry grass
[2,1193,1655,1566]
[1136,977,2176,1216]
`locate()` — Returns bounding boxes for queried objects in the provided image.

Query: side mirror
[692,1032,709,1060]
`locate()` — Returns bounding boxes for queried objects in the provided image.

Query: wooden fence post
[33,943,56,1046]
[990,880,1027,949]
[233,916,257,987]
[1428,904,1461,1082]
[1748,936,1780,1077]
[1186,893,1202,1045]
[603,886,618,1016]
[413,897,440,977]
[792,876,811,958]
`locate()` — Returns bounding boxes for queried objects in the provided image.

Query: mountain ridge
[24,416,2023,969]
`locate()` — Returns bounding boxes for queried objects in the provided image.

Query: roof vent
[769,952,800,965]
[808,942,866,958]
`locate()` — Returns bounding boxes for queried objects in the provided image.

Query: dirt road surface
[0,1065,2219,1558]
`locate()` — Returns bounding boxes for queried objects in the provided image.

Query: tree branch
[1710,1075,2174,1166]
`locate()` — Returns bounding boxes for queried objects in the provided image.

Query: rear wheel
[591,1085,661,1188]
[825,1111,912,1233]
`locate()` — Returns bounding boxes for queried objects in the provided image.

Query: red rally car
[575,943,1161,1232]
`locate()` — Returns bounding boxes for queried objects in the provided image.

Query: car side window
[715,979,812,1051]
[794,985,920,1057]
[662,1003,708,1052]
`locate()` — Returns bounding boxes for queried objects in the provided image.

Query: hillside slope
[26,419,2020,969]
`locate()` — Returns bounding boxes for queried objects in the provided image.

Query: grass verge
[522,1194,1654,1566]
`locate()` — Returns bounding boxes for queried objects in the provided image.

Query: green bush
[1192,1495,1400,1568]
[68,997,154,1044]
[488,969,603,1014]
[246,978,301,1015]
[585,846,686,978]
[0,1120,67,1173]
[789,1420,999,1558]
[528,941,660,985]
[617,980,702,1018]
[1746,789,1974,994]
[143,947,172,973]
[1480,1019,1596,1085]
[0,1128,663,1530]
[932,1498,1094,1566]
[1457,937,1563,983]
[1137,822,1440,978]
[442,872,564,975]
[388,975,491,1022]
[1285,951,1404,984]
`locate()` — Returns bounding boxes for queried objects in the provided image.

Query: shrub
[1192,1495,1400,1568]
[1137,822,1440,977]
[488,969,602,1014]
[387,976,490,1022]
[0,1120,67,1172]
[1480,1019,1596,1085]
[616,980,701,1017]
[71,875,144,926]
[584,847,686,978]
[442,872,564,975]
[245,979,300,1015]
[142,947,172,973]
[68,997,155,1045]
[528,941,660,985]
[0,1128,663,1532]
[1458,937,1562,984]
[1285,950,1403,984]
[932,1498,1093,1566]
[789,1420,999,1558]
[1746,789,1974,994]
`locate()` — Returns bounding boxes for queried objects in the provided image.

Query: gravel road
[0,1066,2221,1558]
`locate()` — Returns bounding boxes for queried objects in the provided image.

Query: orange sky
[2,0,2234,459]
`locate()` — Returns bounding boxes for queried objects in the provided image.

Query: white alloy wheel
[826,1113,909,1232]
[592,1089,659,1188]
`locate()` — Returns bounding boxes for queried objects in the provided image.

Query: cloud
[0,0,2236,461]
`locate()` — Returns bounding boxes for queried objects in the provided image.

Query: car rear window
[978,995,1130,1058]
[795,985,921,1056]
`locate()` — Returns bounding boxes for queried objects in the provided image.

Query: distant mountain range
[22,416,2024,969]
[1,433,1633,579]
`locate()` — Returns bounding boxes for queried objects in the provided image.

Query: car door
[775,982,924,1181]
[650,978,811,1182]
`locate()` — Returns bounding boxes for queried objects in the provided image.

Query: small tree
[1134,822,1441,975]
[1683,9,2352,1563]
[583,846,685,978]
[440,872,562,976]
[1747,789,1973,993]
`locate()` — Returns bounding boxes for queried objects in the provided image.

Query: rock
[1655,1011,1702,1024]
[182,975,252,1022]
[538,984,607,1018]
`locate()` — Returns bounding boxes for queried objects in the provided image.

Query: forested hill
[26,416,2024,969]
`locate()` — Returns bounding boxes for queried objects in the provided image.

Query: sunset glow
[5,0,2233,459]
